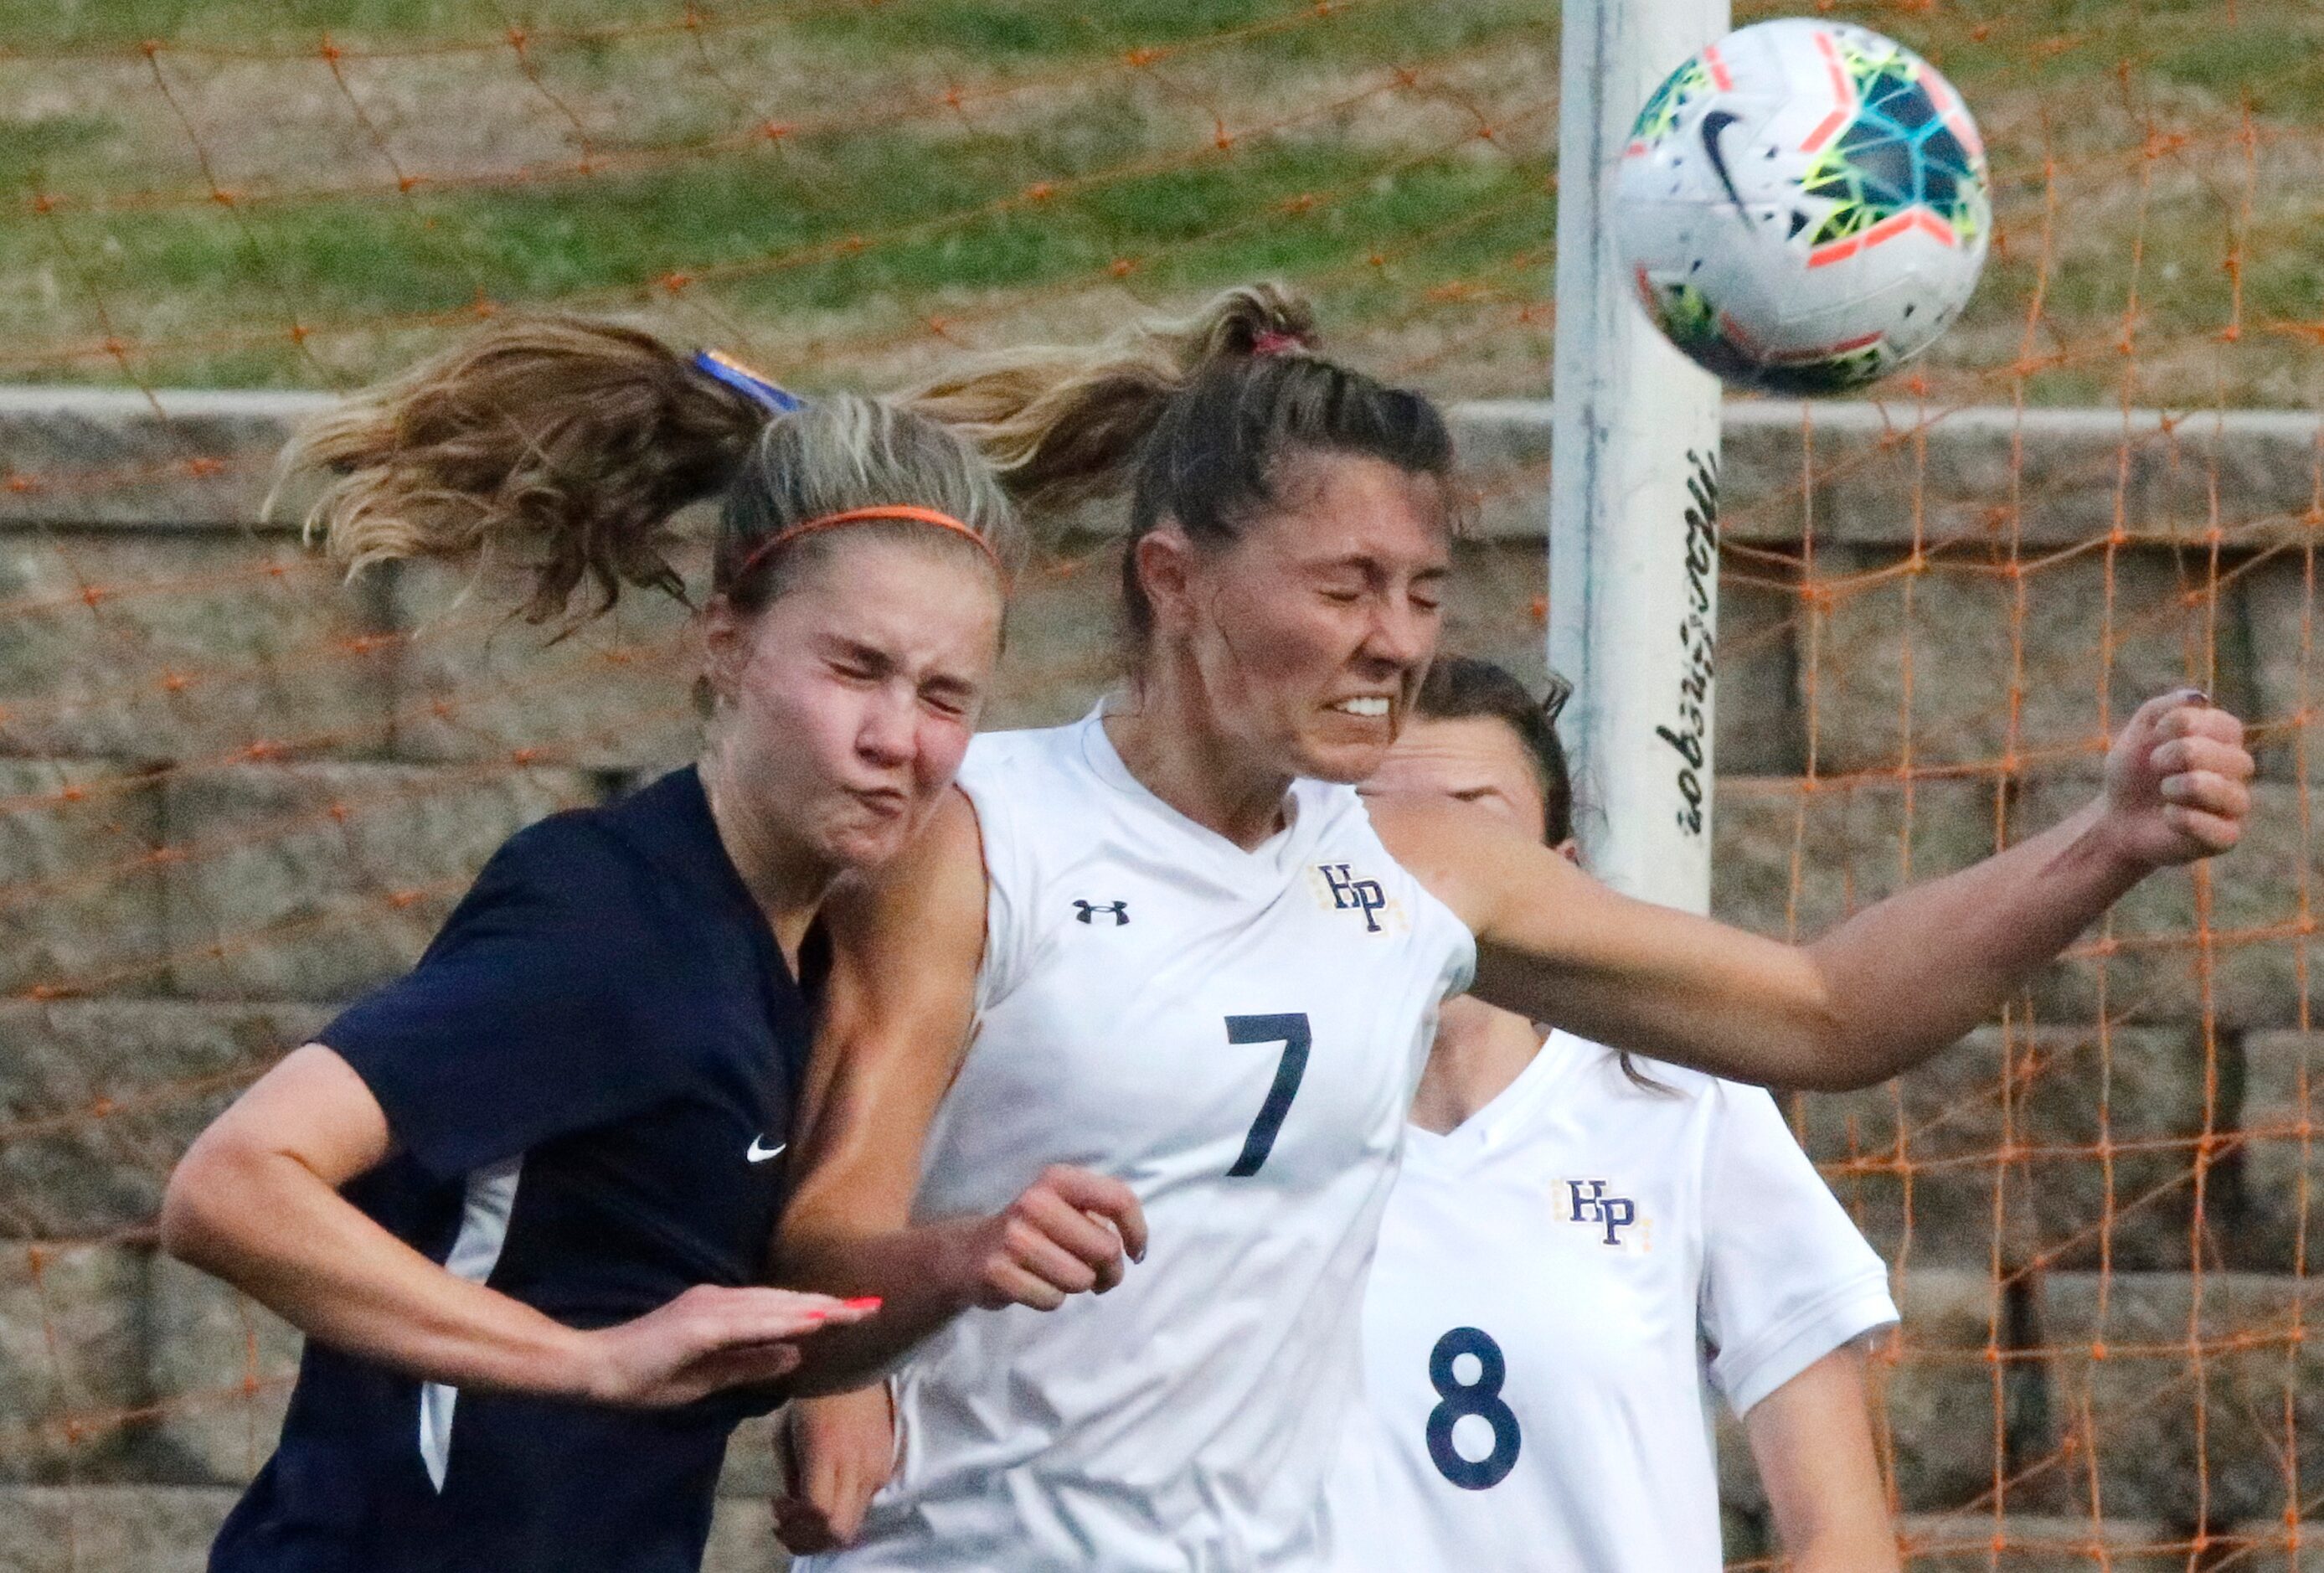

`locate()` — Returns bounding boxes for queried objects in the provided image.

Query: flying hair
[276,315,1019,629]
[899,281,1322,514]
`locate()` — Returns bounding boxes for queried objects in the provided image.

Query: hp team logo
[1307,862,1404,935]
[1564,1179,1646,1250]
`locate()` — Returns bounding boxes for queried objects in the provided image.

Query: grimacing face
[1159,453,1452,786]
[1359,713,1552,843]
[706,534,1003,874]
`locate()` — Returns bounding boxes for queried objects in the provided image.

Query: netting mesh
[0,2,2317,1568]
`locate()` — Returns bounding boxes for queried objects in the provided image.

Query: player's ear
[700,593,752,708]
[1133,523,1199,639]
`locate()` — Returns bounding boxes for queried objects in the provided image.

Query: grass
[0,0,2317,405]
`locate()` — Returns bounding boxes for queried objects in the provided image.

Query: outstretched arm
[776,789,1148,1391]
[1746,1347,1900,1573]
[161,1045,865,1406]
[1378,691,2251,1090]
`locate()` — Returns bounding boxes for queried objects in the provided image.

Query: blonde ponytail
[277,315,1018,626]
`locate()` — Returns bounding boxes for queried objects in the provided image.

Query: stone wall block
[2020,780,2314,1031]
[0,761,165,1003]
[984,548,1122,732]
[1712,570,1805,777]
[162,762,599,999]
[0,386,315,529]
[1742,409,2134,552]
[704,1496,788,1573]
[1880,1269,2008,1512]
[0,1243,147,1483]
[1897,1514,2192,1571]
[1962,427,2122,549]
[1744,406,2324,553]
[1802,547,2229,780]
[1440,540,1554,699]
[0,534,394,763]
[0,1002,329,1240]
[1449,403,1554,544]
[389,557,704,771]
[1711,775,2005,942]
[1814,416,2046,550]
[719,1411,780,1500]
[1716,416,1813,547]
[0,1483,239,1573]
[2239,555,2324,783]
[2020,1272,2321,1525]
[1801,1027,2214,1271]
[1712,1404,1763,1519]
[2238,1522,2323,1570]
[2237,1030,2323,1271]
[141,1256,301,1487]
[2135,415,2324,550]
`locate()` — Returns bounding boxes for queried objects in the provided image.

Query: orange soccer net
[0,2,2315,1569]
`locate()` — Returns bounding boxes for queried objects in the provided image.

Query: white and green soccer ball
[1612,18,1991,395]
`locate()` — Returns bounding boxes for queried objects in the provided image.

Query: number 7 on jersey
[1222,1013,1311,1177]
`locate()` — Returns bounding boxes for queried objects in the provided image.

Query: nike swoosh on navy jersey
[746,1137,786,1163]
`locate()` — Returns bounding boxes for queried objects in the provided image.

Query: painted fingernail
[843,1297,883,1313]
[2181,687,2212,705]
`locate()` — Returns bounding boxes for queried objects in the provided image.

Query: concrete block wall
[3,389,2319,1570]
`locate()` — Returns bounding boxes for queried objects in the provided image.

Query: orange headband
[734,504,1002,584]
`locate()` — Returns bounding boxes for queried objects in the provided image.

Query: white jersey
[806,709,1476,1573]
[1326,1030,1897,1572]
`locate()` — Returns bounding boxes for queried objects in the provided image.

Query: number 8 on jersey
[1426,1326,1522,1490]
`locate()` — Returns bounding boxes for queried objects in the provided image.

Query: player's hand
[773,1384,898,1554]
[2098,689,2254,869]
[579,1284,878,1407]
[957,1163,1148,1312]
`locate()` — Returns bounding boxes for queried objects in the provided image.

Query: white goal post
[1548,0,1731,917]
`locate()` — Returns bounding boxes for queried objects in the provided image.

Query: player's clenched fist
[951,1164,1149,1312]
[2099,689,2254,867]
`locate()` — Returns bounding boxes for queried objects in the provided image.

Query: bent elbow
[1788,1000,1882,1093]
[157,1136,245,1275]
[771,1208,861,1295]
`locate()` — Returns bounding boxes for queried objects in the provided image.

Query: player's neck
[696,753,839,968]
[1104,688,1293,853]
[1409,997,1545,1135]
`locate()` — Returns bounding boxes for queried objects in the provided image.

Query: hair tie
[1250,328,1306,358]
[693,348,803,414]
[734,504,1002,585]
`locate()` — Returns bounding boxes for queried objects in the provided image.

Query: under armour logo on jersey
[1565,1178,1639,1246]
[1317,864,1388,932]
[1073,899,1131,926]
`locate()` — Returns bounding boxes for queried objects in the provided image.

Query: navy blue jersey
[211,766,812,1573]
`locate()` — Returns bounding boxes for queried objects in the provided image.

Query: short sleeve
[319,819,696,1182]
[1699,1082,1899,1416]
[954,742,1033,1014]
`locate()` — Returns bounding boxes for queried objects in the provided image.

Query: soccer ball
[1611,19,1990,395]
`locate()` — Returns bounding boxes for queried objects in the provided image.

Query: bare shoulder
[823,786,989,954]
[797,788,989,1119]
[1363,791,1587,934]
